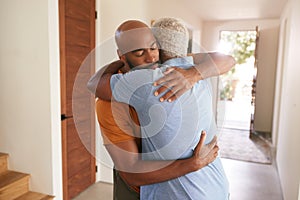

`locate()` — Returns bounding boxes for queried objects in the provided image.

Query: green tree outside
[219,31,257,100]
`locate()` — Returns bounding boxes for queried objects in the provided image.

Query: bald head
[115,20,157,55]
[116,20,148,33]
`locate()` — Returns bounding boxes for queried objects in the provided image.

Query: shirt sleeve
[110,69,154,105]
[96,99,140,144]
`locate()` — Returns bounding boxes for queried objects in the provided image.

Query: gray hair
[152,17,189,57]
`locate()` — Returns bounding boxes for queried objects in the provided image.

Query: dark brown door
[59,0,96,199]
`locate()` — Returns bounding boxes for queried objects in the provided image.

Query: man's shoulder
[111,68,164,85]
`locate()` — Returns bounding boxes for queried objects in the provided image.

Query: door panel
[67,142,91,178]
[66,120,91,153]
[65,19,91,47]
[65,47,91,116]
[68,166,93,198]
[65,0,92,21]
[59,0,96,199]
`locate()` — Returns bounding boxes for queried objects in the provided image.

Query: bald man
[88,20,234,199]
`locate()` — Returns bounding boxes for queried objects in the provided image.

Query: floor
[73,158,283,200]
[74,97,282,199]
[222,158,283,200]
[218,128,272,164]
[73,181,113,200]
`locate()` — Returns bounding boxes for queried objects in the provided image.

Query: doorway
[216,29,271,164]
[217,30,257,131]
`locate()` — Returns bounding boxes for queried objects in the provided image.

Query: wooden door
[59,0,96,199]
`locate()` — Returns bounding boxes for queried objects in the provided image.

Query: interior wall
[275,0,300,199]
[272,10,289,151]
[143,0,203,48]
[0,0,61,197]
[201,19,280,133]
[143,0,202,31]
[99,0,147,43]
[254,25,279,133]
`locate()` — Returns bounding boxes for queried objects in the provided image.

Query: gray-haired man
[101,17,230,199]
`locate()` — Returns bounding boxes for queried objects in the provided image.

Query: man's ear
[117,50,127,63]
[117,49,123,59]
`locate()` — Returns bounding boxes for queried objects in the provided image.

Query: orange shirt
[95,99,141,193]
[96,99,140,145]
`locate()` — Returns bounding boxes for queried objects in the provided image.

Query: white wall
[254,25,279,133]
[99,0,147,42]
[144,0,202,31]
[275,0,300,199]
[0,0,61,198]
[144,0,203,48]
[201,19,280,133]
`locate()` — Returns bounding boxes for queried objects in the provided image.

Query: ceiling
[184,0,288,20]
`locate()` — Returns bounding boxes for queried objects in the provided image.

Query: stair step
[14,191,55,200]
[0,153,8,174]
[0,170,30,200]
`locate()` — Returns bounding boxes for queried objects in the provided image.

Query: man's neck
[160,54,175,63]
[160,52,187,63]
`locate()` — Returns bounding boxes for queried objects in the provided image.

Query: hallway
[73,158,283,200]
[222,158,283,200]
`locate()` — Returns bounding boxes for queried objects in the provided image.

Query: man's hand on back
[190,131,219,171]
[153,67,202,102]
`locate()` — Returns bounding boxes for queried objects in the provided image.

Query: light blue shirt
[111,57,229,200]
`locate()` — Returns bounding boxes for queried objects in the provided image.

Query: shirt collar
[163,56,194,67]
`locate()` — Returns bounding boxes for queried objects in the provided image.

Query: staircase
[0,153,54,200]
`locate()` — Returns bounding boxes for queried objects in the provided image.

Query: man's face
[123,41,159,69]
[117,26,160,68]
